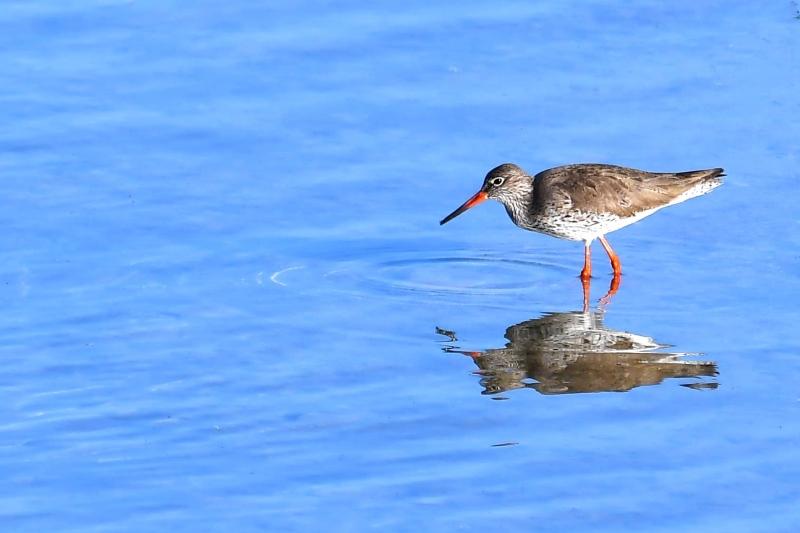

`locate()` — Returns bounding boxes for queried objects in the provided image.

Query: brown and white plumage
[440,163,723,280]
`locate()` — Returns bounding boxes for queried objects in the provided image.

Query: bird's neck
[503,201,533,229]
[497,178,536,228]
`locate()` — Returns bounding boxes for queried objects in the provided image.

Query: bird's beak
[439,191,488,225]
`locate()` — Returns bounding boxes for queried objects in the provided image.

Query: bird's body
[440,163,723,281]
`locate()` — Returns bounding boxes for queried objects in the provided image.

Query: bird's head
[440,164,533,225]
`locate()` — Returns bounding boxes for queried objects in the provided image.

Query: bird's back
[533,164,724,218]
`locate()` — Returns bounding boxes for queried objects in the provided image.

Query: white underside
[549,181,721,243]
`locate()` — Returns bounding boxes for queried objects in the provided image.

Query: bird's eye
[491,177,504,186]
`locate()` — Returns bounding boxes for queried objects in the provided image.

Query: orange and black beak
[439,190,488,225]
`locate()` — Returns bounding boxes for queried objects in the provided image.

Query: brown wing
[533,164,724,218]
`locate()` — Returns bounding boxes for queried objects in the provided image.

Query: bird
[440,163,723,281]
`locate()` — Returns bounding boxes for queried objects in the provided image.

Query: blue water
[2,1,800,531]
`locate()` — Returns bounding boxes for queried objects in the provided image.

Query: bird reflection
[438,312,717,395]
[583,274,620,312]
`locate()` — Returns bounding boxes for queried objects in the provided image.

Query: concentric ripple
[323,249,574,299]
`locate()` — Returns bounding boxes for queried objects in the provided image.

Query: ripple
[326,250,573,298]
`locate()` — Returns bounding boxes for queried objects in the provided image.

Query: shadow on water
[437,311,718,395]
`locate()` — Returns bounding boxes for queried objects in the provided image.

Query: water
[1,1,800,531]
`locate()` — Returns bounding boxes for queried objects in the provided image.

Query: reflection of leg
[580,242,592,280]
[598,272,621,307]
[598,236,622,277]
[581,275,591,313]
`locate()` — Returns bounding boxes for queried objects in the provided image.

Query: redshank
[440,163,724,281]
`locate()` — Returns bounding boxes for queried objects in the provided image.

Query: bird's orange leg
[598,236,621,277]
[580,242,592,280]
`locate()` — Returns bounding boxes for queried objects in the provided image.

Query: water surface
[1,1,800,532]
